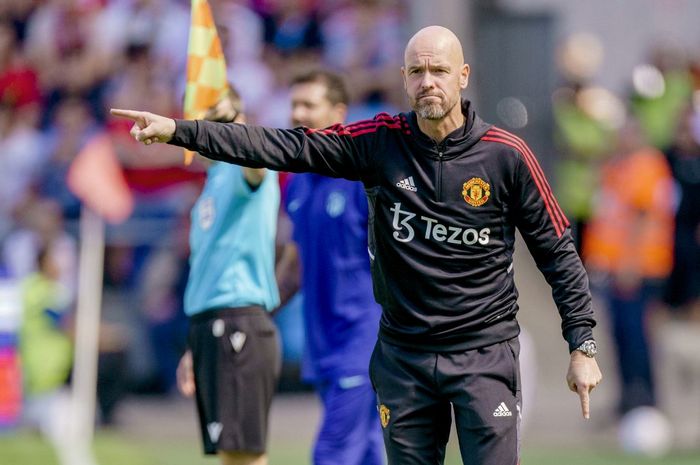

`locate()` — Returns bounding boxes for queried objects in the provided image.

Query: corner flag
[183,0,229,165]
[67,133,134,224]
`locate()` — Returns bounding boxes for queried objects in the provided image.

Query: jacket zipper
[436,143,444,202]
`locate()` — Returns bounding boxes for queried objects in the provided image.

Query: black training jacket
[170,100,595,353]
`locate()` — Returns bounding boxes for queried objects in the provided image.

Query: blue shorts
[314,375,384,465]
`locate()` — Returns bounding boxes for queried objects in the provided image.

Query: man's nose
[420,72,435,89]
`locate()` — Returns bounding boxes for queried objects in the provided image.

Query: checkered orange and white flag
[183,0,228,165]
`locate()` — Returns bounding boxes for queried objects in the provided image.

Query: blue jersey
[286,173,381,382]
[185,163,280,316]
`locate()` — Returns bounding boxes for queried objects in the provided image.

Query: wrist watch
[574,339,597,358]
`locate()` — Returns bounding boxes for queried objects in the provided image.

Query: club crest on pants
[379,404,390,428]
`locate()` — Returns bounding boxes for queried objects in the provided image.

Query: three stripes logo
[396,176,417,192]
[492,402,513,417]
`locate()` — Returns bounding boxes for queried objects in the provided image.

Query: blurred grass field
[2,431,700,465]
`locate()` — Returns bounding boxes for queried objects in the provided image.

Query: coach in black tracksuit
[113,25,602,465]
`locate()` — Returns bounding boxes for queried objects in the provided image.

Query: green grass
[1,431,699,465]
[521,448,700,465]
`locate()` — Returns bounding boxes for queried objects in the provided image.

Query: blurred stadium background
[1,0,699,464]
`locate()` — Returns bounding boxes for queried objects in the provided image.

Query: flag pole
[64,206,106,465]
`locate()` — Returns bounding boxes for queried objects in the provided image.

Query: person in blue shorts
[175,85,281,465]
[276,70,384,465]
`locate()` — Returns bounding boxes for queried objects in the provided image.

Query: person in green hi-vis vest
[552,33,620,252]
[19,245,73,435]
[631,68,692,151]
[553,87,616,252]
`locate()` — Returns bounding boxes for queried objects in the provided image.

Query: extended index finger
[577,385,590,419]
[110,108,144,121]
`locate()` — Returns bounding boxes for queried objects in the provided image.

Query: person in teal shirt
[176,86,281,465]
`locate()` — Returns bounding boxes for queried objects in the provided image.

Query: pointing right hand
[110,108,176,145]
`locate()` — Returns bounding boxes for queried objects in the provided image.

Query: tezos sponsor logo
[390,202,490,246]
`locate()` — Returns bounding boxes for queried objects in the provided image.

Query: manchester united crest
[462,177,490,207]
[379,404,390,428]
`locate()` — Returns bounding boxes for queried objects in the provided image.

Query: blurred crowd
[0,0,698,455]
[0,0,407,427]
[553,33,700,452]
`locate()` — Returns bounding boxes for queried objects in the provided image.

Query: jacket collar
[405,99,492,159]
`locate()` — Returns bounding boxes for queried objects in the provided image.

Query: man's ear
[401,67,408,90]
[460,64,470,89]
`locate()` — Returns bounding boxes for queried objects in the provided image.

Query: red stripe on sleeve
[304,124,352,136]
[305,115,411,138]
[481,134,565,237]
[348,121,401,133]
[486,128,569,229]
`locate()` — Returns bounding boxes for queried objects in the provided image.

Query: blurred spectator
[38,96,99,220]
[631,46,693,152]
[19,245,73,444]
[102,0,190,94]
[552,33,623,252]
[254,50,319,128]
[0,18,44,240]
[2,198,78,304]
[137,239,189,394]
[257,0,323,56]
[97,245,136,425]
[0,0,42,42]
[107,42,175,123]
[656,105,700,449]
[0,19,41,115]
[0,99,45,240]
[213,0,275,119]
[214,0,266,64]
[583,118,675,416]
[663,106,700,316]
[95,317,130,426]
[24,0,123,124]
[320,0,404,109]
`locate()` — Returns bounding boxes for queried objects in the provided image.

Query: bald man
[112,25,602,465]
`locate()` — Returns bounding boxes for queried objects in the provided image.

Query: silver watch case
[575,339,597,358]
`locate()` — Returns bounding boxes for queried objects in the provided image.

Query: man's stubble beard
[412,94,460,121]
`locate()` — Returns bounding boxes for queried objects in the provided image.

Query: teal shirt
[185,163,280,316]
